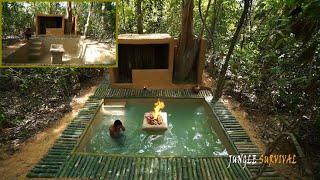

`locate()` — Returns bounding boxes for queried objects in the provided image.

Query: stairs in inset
[28,40,43,61]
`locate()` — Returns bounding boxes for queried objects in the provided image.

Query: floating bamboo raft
[27,75,281,179]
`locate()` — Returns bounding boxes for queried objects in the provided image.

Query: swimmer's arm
[121,125,125,131]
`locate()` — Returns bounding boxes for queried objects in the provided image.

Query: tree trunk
[174,0,199,81]
[198,0,211,38]
[84,2,93,38]
[214,0,250,99]
[136,0,143,34]
[208,0,222,77]
[100,3,106,39]
[66,2,73,34]
[210,0,222,49]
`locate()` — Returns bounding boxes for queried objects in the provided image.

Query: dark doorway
[39,17,63,35]
[117,44,169,83]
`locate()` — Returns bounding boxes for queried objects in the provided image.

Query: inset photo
[1,1,116,67]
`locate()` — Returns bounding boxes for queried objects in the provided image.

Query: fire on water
[146,98,165,125]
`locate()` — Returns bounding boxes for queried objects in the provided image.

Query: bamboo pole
[139,158,146,180]
[95,156,107,178]
[74,156,87,178]
[199,158,208,180]
[177,158,182,180]
[167,158,172,180]
[159,158,164,180]
[69,155,83,178]
[100,156,112,179]
[66,156,82,177]
[38,161,64,166]
[186,158,194,179]
[181,158,188,179]
[61,155,77,177]
[206,158,216,180]
[203,159,212,180]
[82,156,95,178]
[191,159,198,179]
[121,157,129,178]
[149,158,155,180]
[134,157,141,180]
[211,158,223,179]
[216,158,228,179]
[27,172,56,178]
[163,158,168,180]
[195,158,203,179]
[31,168,58,174]
[217,158,232,179]
[228,160,241,179]
[56,154,72,177]
[89,156,101,179]
[145,158,151,180]
[172,158,177,179]
[153,158,159,180]
[127,158,135,180]
[108,157,120,179]
[164,158,168,179]
[113,157,124,180]
[35,165,60,169]
[232,159,248,180]
[77,156,90,178]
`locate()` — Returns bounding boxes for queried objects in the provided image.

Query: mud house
[35,14,78,36]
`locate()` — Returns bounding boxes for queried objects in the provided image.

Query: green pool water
[75,98,228,156]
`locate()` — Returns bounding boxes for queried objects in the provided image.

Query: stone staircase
[28,40,43,61]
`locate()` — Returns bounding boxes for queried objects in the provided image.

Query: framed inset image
[1,1,117,68]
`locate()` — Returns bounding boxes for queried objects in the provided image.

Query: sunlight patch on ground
[83,43,116,65]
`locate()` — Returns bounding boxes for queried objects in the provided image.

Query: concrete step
[31,41,42,46]
[28,52,41,57]
[29,46,41,51]
[28,52,41,61]
[103,102,126,108]
[102,108,125,116]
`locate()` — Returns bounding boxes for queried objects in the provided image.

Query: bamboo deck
[27,75,281,179]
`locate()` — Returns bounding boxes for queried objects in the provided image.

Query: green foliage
[0,68,105,141]
[118,0,181,36]
[207,2,319,173]
[78,2,116,40]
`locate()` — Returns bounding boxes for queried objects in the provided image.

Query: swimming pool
[75,98,229,156]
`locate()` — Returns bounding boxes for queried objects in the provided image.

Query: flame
[153,98,165,119]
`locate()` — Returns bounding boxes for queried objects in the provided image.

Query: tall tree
[174,0,199,80]
[210,0,222,49]
[66,2,73,34]
[84,2,93,38]
[136,0,143,33]
[214,0,250,99]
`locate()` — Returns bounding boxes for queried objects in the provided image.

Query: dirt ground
[2,40,26,59]
[0,84,97,180]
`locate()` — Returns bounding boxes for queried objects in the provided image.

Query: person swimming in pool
[109,120,125,138]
